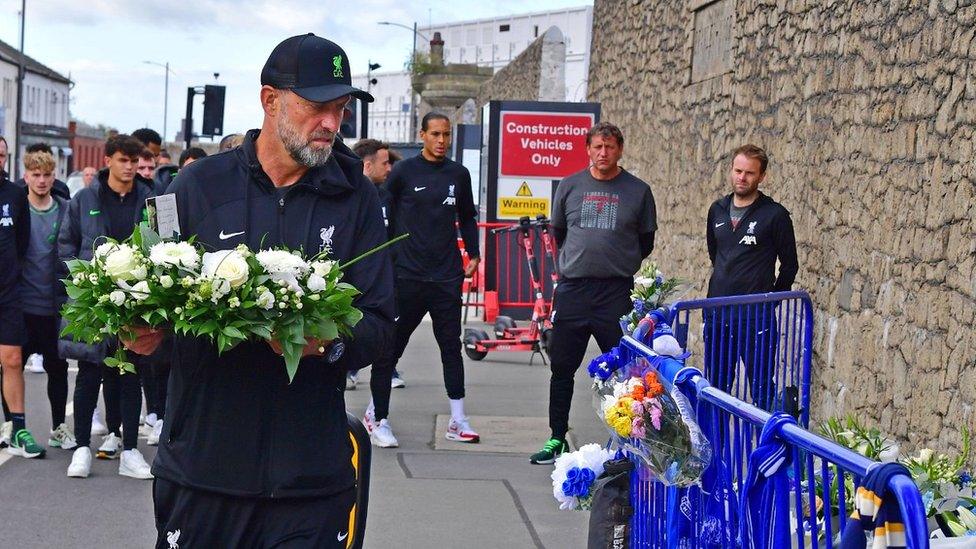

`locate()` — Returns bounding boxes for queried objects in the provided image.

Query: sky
[0,0,590,142]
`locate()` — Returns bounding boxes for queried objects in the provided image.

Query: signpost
[481,100,600,318]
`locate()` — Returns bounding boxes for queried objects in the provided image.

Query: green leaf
[222,326,245,340]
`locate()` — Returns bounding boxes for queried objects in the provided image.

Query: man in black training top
[531,122,657,464]
[125,34,393,548]
[704,144,797,410]
[374,112,481,444]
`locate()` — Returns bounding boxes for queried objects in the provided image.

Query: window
[690,0,734,83]
[499,24,510,32]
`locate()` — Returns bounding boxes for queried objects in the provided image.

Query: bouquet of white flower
[62,224,406,380]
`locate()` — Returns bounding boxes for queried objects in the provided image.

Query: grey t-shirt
[730,202,748,229]
[22,201,61,316]
[551,168,657,279]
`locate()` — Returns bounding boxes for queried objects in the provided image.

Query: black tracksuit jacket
[386,154,479,282]
[706,192,798,298]
[0,176,29,307]
[152,130,394,498]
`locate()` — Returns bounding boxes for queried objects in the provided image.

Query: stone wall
[477,32,544,107]
[589,0,976,452]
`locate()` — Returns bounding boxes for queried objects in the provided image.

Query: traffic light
[340,99,358,139]
[202,85,226,136]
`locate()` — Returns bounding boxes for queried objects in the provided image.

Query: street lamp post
[378,21,432,142]
[144,61,174,140]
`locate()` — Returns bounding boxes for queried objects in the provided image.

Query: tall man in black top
[377,112,481,444]
[531,122,657,464]
[704,144,798,410]
[125,34,393,548]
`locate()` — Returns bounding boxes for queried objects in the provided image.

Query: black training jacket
[0,176,30,307]
[386,154,479,282]
[152,130,394,498]
[706,192,798,298]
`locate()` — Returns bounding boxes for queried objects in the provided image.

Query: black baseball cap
[261,33,374,103]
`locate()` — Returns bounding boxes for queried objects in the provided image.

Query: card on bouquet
[146,195,181,239]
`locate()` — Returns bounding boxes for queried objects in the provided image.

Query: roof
[0,38,71,85]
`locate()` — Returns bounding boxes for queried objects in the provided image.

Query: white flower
[306,274,327,292]
[256,290,275,310]
[159,275,174,289]
[311,260,337,278]
[174,307,183,314]
[87,273,99,283]
[278,301,288,309]
[131,265,148,281]
[109,290,126,306]
[918,448,934,462]
[200,250,250,288]
[633,276,654,291]
[211,278,232,299]
[149,242,200,269]
[129,281,151,301]
[103,245,141,281]
[94,242,118,259]
[255,250,309,276]
[228,297,241,308]
[550,444,613,510]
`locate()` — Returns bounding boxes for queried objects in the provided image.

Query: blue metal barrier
[618,334,929,548]
[670,291,814,426]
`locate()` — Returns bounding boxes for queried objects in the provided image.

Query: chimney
[430,32,445,66]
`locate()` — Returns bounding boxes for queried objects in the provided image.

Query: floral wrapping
[591,355,711,486]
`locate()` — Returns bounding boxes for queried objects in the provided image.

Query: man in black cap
[127,34,393,548]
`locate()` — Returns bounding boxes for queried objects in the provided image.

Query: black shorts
[0,307,26,347]
[154,478,356,548]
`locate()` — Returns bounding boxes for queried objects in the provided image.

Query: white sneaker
[91,409,109,436]
[445,417,481,443]
[144,413,158,428]
[25,353,45,373]
[148,420,163,446]
[119,449,153,479]
[0,421,11,448]
[370,419,399,448]
[96,433,122,460]
[391,372,406,389]
[67,447,92,478]
[362,408,376,434]
[49,423,78,450]
[345,372,358,390]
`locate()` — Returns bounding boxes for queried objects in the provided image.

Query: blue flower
[921,491,934,513]
[959,471,973,485]
[632,299,646,317]
[654,275,664,286]
[562,467,596,498]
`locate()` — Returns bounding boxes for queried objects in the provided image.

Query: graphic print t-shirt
[551,168,656,279]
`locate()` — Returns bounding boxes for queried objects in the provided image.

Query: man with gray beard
[125,34,394,547]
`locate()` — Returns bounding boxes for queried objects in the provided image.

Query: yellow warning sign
[499,197,549,218]
[515,182,533,197]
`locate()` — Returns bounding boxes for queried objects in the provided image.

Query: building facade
[0,38,72,180]
[354,5,592,143]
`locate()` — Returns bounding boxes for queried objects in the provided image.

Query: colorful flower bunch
[551,443,615,511]
[621,262,691,335]
[590,355,711,486]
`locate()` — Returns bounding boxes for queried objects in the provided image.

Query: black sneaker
[529,437,568,464]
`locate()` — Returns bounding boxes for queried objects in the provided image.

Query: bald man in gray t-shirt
[530,122,657,465]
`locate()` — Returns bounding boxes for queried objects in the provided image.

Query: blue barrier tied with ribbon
[739,412,796,549]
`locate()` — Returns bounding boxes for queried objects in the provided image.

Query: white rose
[256,290,275,310]
[200,250,250,288]
[130,280,151,301]
[109,290,126,306]
[255,250,309,276]
[633,276,654,291]
[159,275,174,289]
[103,245,141,281]
[311,260,336,278]
[131,265,148,281]
[306,274,327,292]
[149,242,200,269]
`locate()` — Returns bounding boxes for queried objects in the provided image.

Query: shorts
[154,478,357,549]
[0,307,26,347]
